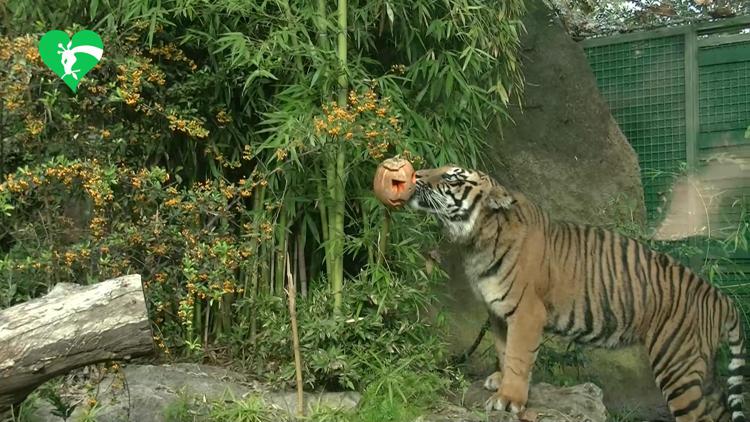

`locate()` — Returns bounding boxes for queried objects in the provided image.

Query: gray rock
[26,363,610,422]
[30,363,360,422]
[264,390,361,417]
[528,382,607,422]
[485,0,646,228]
[46,282,83,298]
[431,380,608,422]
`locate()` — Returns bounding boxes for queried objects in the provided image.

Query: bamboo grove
[0,0,526,387]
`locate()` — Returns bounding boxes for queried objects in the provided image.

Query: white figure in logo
[57,40,104,81]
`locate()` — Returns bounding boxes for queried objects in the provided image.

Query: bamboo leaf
[90,0,99,19]
[445,70,453,98]
[385,1,394,26]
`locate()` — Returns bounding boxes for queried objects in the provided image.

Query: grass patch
[157,363,453,422]
[607,409,640,422]
[208,393,283,422]
[163,389,199,422]
[3,392,40,422]
[350,360,451,422]
[163,390,285,422]
[306,405,354,422]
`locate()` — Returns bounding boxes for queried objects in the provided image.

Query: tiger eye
[373,157,416,208]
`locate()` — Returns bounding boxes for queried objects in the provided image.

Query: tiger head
[408,165,515,241]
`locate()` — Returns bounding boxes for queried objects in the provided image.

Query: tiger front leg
[484,314,508,391]
[485,301,545,415]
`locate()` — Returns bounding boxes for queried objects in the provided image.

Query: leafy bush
[0,0,527,394]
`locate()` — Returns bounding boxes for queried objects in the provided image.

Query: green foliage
[207,392,283,422]
[606,408,639,422]
[0,0,527,398]
[157,369,450,422]
[533,339,588,387]
[3,392,40,422]
[76,404,102,422]
[163,391,196,422]
[38,383,77,421]
[354,367,448,422]
[162,391,285,422]
[2,0,526,170]
[306,405,353,422]
[231,262,450,390]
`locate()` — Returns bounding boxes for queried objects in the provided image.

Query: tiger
[407,164,746,422]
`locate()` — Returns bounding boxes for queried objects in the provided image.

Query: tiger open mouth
[408,185,449,216]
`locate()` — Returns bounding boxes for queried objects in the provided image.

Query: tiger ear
[487,186,514,210]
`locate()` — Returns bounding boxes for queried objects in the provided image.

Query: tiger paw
[484,390,526,414]
[483,371,503,391]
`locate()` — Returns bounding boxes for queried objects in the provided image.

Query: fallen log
[0,274,154,411]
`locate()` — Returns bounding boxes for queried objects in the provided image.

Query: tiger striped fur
[408,165,746,422]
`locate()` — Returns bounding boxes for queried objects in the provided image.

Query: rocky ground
[19,363,609,422]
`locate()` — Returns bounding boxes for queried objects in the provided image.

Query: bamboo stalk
[337,0,348,104]
[261,237,272,297]
[377,208,391,266]
[242,256,250,300]
[218,212,232,335]
[314,0,332,302]
[213,300,222,339]
[364,206,373,267]
[268,240,275,296]
[331,0,349,315]
[193,298,203,346]
[250,263,258,347]
[325,155,337,306]
[298,228,308,298]
[318,175,332,284]
[203,299,211,347]
[221,286,232,336]
[314,0,333,295]
[286,251,304,417]
[248,187,265,347]
[316,0,328,49]
[292,232,299,292]
[222,295,232,336]
[275,209,288,296]
[240,263,255,346]
[0,98,5,177]
[332,151,345,313]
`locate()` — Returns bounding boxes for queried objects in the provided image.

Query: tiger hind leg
[647,333,710,422]
[658,356,710,421]
[702,379,732,422]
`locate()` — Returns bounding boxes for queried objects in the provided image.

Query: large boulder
[434,0,666,420]
[430,381,608,422]
[28,363,361,422]
[487,0,645,225]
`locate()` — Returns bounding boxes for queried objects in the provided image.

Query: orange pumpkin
[373,157,416,208]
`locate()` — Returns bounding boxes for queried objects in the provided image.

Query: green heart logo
[38,30,104,93]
